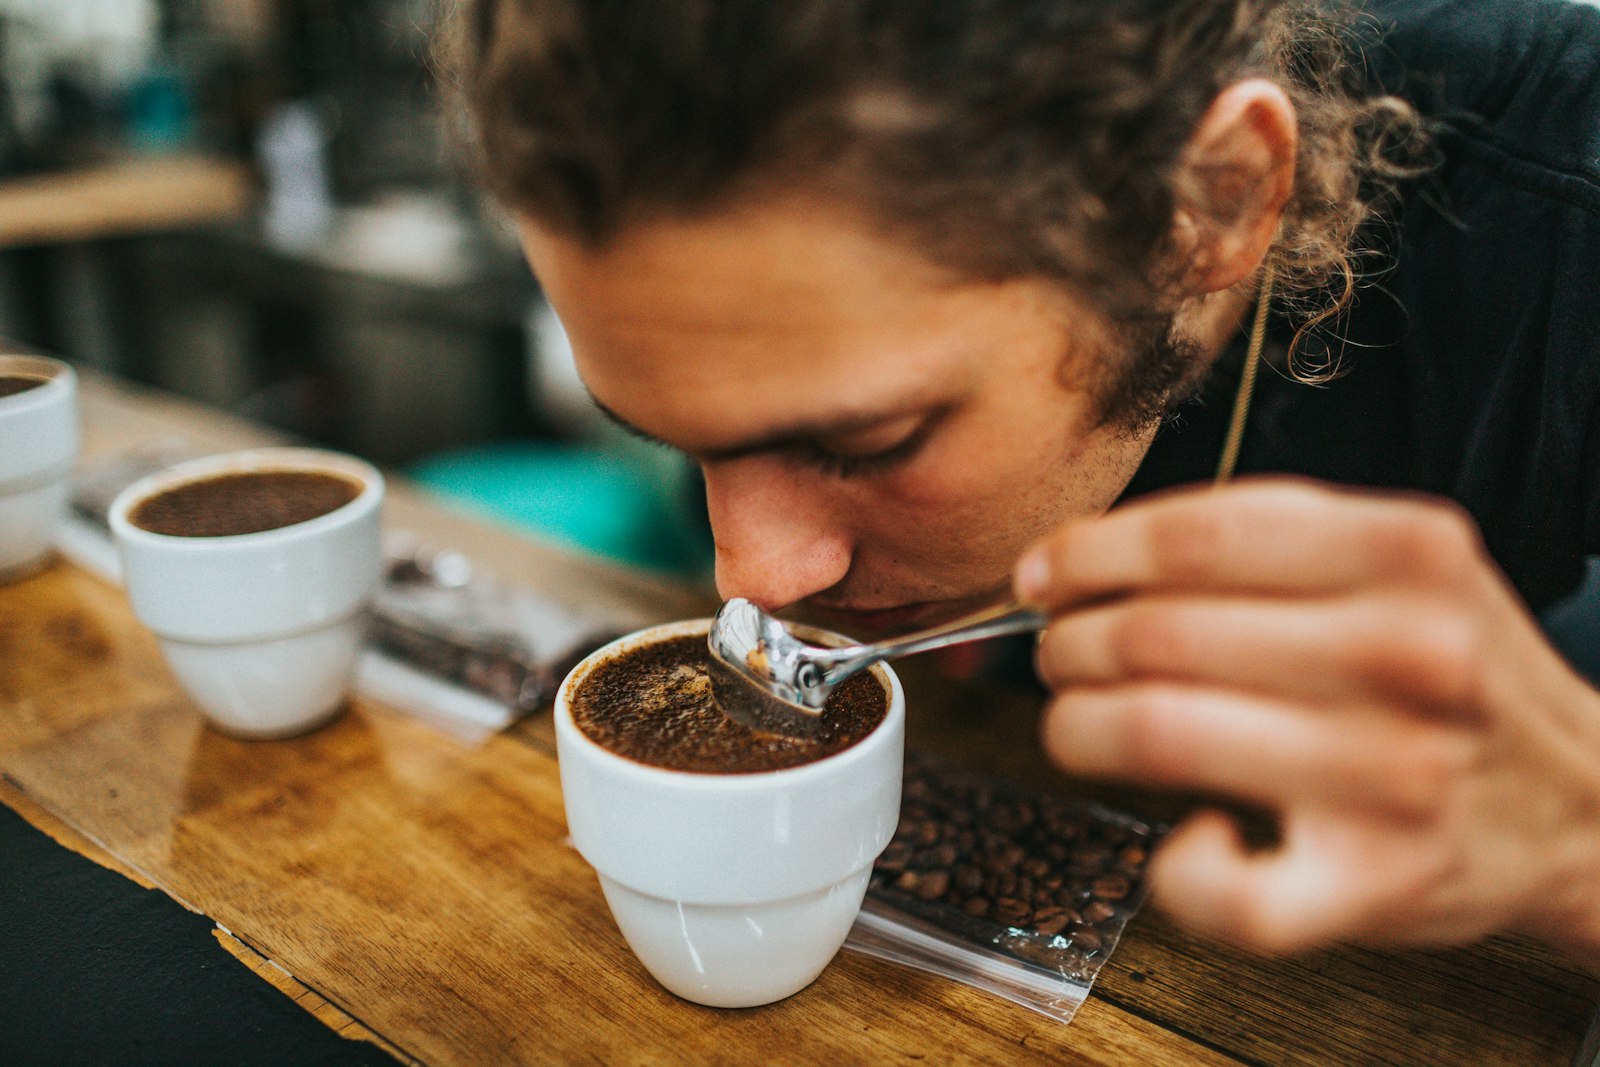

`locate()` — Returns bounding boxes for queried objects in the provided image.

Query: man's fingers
[1040,683,1472,817]
[1014,478,1489,609]
[1034,594,1483,712]
[1147,811,1368,954]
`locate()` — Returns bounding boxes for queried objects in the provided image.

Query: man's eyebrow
[587,392,946,462]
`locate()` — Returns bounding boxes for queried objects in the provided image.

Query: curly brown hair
[441,0,1431,420]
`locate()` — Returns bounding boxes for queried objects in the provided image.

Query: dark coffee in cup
[0,374,48,400]
[130,469,362,538]
[571,633,887,774]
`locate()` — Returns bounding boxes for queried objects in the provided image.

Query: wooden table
[2,373,1595,1065]
[0,156,252,250]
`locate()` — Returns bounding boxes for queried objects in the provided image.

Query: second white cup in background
[109,447,384,739]
[0,352,79,584]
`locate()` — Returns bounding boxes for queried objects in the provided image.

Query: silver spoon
[707,597,1048,737]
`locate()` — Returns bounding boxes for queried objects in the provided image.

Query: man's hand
[1014,477,1600,966]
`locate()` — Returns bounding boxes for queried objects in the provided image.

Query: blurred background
[0,0,714,578]
[0,0,1595,678]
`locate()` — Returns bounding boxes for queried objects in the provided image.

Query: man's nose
[702,460,852,611]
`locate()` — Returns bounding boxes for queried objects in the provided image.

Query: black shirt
[1123,0,1600,611]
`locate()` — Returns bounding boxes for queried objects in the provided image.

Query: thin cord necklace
[1214,267,1275,484]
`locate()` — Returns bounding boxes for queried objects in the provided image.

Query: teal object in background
[409,441,713,578]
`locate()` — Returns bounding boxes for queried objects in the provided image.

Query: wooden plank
[0,156,253,249]
[211,927,415,1065]
[19,373,1595,1063]
[0,768,403,1061]
[0,563,1228,1065]
[0,773,156,890]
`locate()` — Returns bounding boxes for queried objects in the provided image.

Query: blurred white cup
[0,353,79,584]
[109,447,384,738]
[555,619,904,1007]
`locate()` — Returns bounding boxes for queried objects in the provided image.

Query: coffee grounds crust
[131,470,362,538]
[571,634,887,774]
[0,374,48,400]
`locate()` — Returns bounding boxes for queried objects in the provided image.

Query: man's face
[520,197,1162,635]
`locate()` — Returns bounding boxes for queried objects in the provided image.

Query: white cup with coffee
[0,353,79,584]
[109,447,384,739]
[555,618,904,1008]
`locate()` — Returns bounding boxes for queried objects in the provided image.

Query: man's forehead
[518,199,971,322]
[516,200,1096,451]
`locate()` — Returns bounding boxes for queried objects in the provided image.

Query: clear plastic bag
[845,750,1163,1023]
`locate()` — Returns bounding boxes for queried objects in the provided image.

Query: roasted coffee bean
[1064,861,1101,880]
[1034,912,1073,937]
[877,842,913,873]
[1012,940,1061,966]
[873,758,1158,972]
[993,898,1032,926]
[1082,900,1117,925]
[916,870,951,901]
[1075,844,1112,869]
[1069,924,1104,952]
[1092,874,1131,901]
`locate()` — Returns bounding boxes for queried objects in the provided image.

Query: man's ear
[1170,78,1298,295]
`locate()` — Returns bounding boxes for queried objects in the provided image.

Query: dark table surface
[0,802,398,1066]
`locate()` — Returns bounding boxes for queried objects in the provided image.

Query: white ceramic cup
[0,353,79,583]
[109,447,384,739]
[555,619,904,1008]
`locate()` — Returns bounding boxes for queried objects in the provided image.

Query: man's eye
[797,425,934,479]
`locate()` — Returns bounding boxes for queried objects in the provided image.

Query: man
[448,0,1600,967]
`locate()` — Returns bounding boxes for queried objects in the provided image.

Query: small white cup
[109,447,384,739]
[0,353,79,583]
[555,619,904,1008]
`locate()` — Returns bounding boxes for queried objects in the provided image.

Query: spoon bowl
[707,597,1048,738]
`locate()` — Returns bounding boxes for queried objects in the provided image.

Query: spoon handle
[818,602,1048,685]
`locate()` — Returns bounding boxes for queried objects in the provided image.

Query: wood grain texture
[212,926,410,1065]
[3,374,1596,1064]
[0,564,1225,1066]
